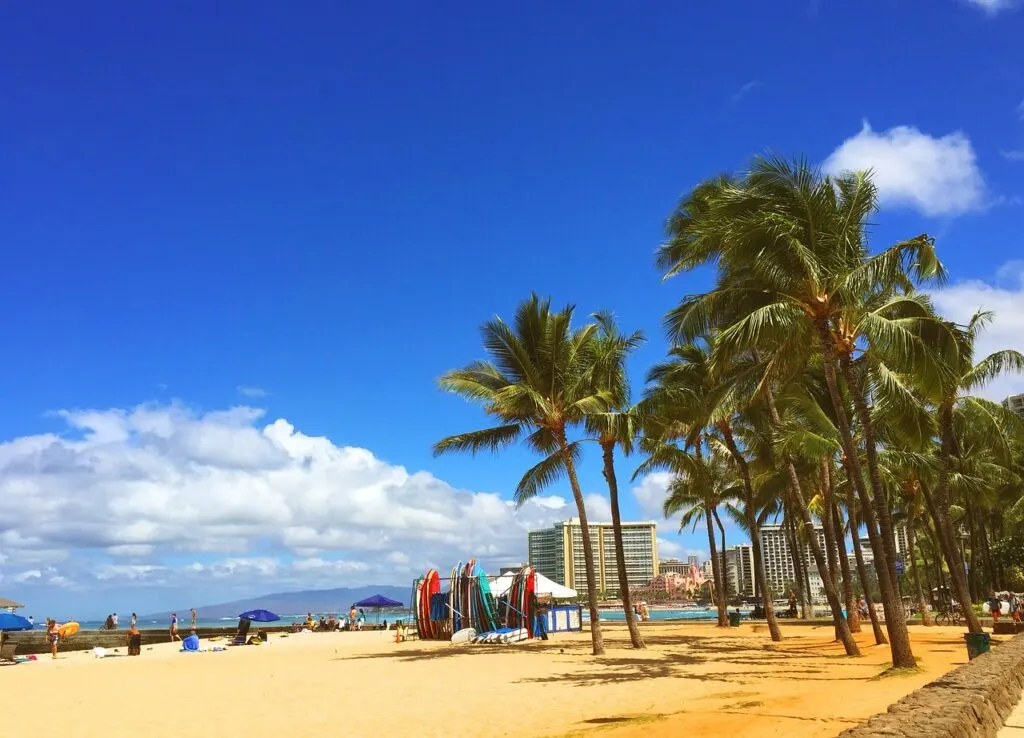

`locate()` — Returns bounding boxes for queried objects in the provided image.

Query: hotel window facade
[528,518,658,595]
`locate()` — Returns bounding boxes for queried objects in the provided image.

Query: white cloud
[823,121,986,216]
[631,472,674,519]
[1002,150,1024,162]
[13,570,41,583]
[237,386,268,398]
[657,537,684,559]
[0,403,583,595]
[965,0,1021,14]
[931,262,1024,400]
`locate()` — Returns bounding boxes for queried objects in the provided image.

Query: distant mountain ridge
[141,585,409,620]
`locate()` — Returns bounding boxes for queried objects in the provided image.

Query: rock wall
[838,634,1024,737]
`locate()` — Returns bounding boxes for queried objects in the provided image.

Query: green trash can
[728,611,742,627]
[964,632,991,660]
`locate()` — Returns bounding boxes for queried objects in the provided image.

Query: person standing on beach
[112,613,119,629]
[46,619,59,659]
[190,608,197,633]
[170,612,180,642]
[130,612,137,629]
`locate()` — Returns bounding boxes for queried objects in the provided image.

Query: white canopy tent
[489,571,578,599]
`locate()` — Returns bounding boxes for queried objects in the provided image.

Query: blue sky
[2,0,1023,618]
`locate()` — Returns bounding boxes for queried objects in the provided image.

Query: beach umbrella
[0,612,33,631]
[237,609,280,622]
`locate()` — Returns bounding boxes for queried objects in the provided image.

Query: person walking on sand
[46,619,59,659]
[170,612,181,642]
[988,593,1002,623]
[190,608,197,633]
[112,612,119,629]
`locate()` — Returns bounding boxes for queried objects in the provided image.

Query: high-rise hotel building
[528,518,658,595]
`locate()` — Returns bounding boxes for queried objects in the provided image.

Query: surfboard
[58,621,80,638]
[423,568,440,640]
[451,627,476,644]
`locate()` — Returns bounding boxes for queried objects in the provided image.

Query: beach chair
[0,642,18,664]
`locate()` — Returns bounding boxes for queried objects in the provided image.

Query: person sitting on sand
[170,612,181,642]
[126,623,142,656]
[46,619,59,659]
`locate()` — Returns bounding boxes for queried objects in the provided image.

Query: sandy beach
[0,621,984,737]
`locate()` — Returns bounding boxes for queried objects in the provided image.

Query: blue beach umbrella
[0,612,33,631]
[238,609,280,623]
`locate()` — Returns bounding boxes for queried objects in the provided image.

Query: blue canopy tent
[351,595,404,625]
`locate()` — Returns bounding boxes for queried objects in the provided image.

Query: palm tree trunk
[921,467,982,633]
[839,356,904,599]
[760,385,856,652]
[706,508,728,627]
[600,441,644,649]
[818,459,860,654]
[559,432,605,655]
[965,497,981,604]
[980,517,997,592]
[832,501,860,632]
[907,518,933,626]
[714,510,729,603]
[816,322,913,667]
[784,509,808,615]
[718,422,781,641]
[784,460,859,655]
[847,479,887,645]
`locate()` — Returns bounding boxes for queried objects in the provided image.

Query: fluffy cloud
[0,403,581,596]
[965,0,1020,13]
[631,472,674,519]
[823,121,986,216]
[931,262,1024,400]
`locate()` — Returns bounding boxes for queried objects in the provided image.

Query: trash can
[964,632,991,660]
[728,611,742,627]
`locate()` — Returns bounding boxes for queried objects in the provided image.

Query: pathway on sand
[999,691,1024,736]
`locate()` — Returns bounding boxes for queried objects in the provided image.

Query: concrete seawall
[838,633,1024,737]
[3,624,385,655]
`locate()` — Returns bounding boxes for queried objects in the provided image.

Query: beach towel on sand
[182,635,200,652]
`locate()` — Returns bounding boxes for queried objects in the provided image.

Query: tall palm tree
[433,295,609,656]
[925,311,1024,633]
[586,311,646,649]
[658,158,941,667]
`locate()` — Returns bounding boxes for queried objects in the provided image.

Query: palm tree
[586,311,646,649]
[433,295,609,656]
[643,341,784,641]
[924,311,1024,633]
[658,158,941,667]
[638,444,738,627]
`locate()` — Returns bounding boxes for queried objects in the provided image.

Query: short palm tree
[433,295,609,656]
[641,444,738,627]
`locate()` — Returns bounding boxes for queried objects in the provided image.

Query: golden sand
[0,622,980,737]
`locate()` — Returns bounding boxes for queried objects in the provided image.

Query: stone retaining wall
[838,634,1024,737]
